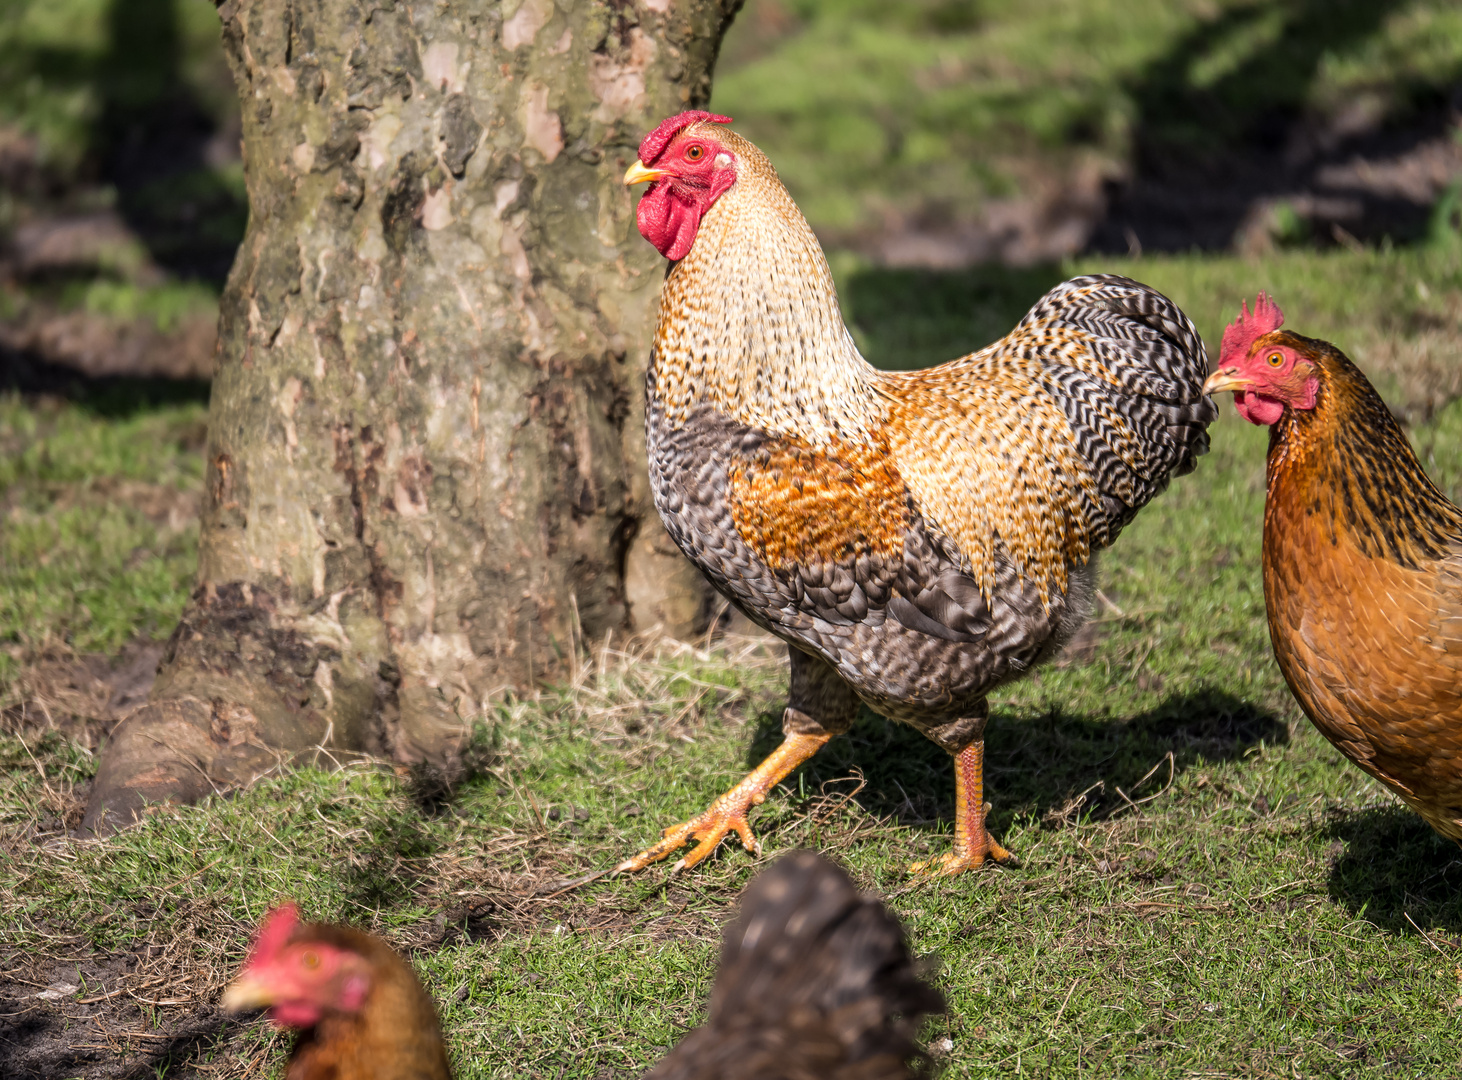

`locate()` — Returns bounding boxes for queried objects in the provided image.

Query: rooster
[618,111,1216,875]
[222,852,942,1080]
[1204,295,1462,842]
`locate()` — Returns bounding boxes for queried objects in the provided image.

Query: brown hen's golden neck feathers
[1269,332,1462,568]
[650,126,880,447]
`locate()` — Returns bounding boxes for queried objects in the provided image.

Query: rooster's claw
[616,803,762,874]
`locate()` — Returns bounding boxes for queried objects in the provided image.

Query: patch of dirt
[0,899,268,1080]
[0,207,218,381]
[1,641,164,751]
[0,307,216,381]
[833,99,1462,266]
[0,964,241,1080]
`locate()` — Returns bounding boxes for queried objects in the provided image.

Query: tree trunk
[83,0,739,832]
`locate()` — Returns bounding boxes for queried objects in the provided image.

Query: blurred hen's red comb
[249,903,300,966]
[1220,292,1285,366]
[638,111,733,165]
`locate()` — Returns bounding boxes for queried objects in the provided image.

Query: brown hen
[619,111,1216,875]
[1205,294,1462,841]
[220,903,453,1080]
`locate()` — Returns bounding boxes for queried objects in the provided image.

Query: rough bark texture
[83,0,740,832]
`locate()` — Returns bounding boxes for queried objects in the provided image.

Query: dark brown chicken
[1204,294,1462,842]
[220,903,453,1080]
[646,851,944,1080]
[222,853,941,1080]
[619,111,1216,875]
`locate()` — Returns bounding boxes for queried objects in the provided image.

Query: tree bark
[83,0,739,832]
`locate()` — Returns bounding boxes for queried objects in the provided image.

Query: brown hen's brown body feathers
[644,851,943,1080]
[1260,334,1462,840]
[630,120,1214,872]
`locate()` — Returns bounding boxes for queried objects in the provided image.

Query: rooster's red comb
[1220,292,1285,366]
[249,903,300,967]
[638,111,733,165]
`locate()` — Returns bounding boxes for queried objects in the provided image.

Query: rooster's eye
[301,951,320,969]
[1267,351,1284,367]
[685,145,704,161]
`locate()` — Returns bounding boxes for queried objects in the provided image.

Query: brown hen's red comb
[638,111,733,166]
[1220,292,1285,366]
[249,903,300,966]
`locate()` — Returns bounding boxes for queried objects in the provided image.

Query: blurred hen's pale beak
[623,161,666,186]
[1203,368,1252,395]
[220,973,275,1013]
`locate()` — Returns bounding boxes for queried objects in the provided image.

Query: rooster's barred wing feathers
[885,275,1216,606]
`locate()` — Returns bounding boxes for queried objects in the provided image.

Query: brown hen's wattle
[621,114,1216,875]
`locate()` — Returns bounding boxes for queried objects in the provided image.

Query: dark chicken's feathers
[644,852,944,1080]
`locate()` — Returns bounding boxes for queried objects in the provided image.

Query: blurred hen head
[221,904,373,1029]
[624,111,737,260]
[1204,293,1318,425]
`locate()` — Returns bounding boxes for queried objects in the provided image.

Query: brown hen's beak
[1203,368,1253,396]
[220,972,276,1014]
[623,161,666,186]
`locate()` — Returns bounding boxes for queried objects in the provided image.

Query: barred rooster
[1205,296,1462,842]
[619,112,1215,876]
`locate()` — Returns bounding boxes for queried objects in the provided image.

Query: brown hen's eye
[685,145,703,161]
[302,951,320,969]
[1267,351,1284,367]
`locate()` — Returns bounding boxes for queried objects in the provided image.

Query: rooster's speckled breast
[645,384,1094,739]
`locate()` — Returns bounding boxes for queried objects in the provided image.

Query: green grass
[713,0,1462,236]
[0,394,205,674]
[3,243,1462,1077]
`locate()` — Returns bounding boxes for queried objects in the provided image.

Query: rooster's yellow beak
[1202,368,1252,396]
[624,161,667,186]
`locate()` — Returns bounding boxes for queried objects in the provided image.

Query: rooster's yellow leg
[616,731,832,874]
[910,740,1017,876]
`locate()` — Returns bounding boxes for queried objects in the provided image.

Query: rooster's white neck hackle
[648,127,883,448]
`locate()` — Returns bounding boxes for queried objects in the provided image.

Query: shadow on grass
[1090,0,1447,253]
[747,688,1287,836]
[1326,806,1462,936]
[341,812,440,911]
[0,350,211,417]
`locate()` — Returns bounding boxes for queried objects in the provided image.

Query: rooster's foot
[616,802,760,874]
[909,742,1018,876]
[615,731,831,874]
[908,826,1017,877]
